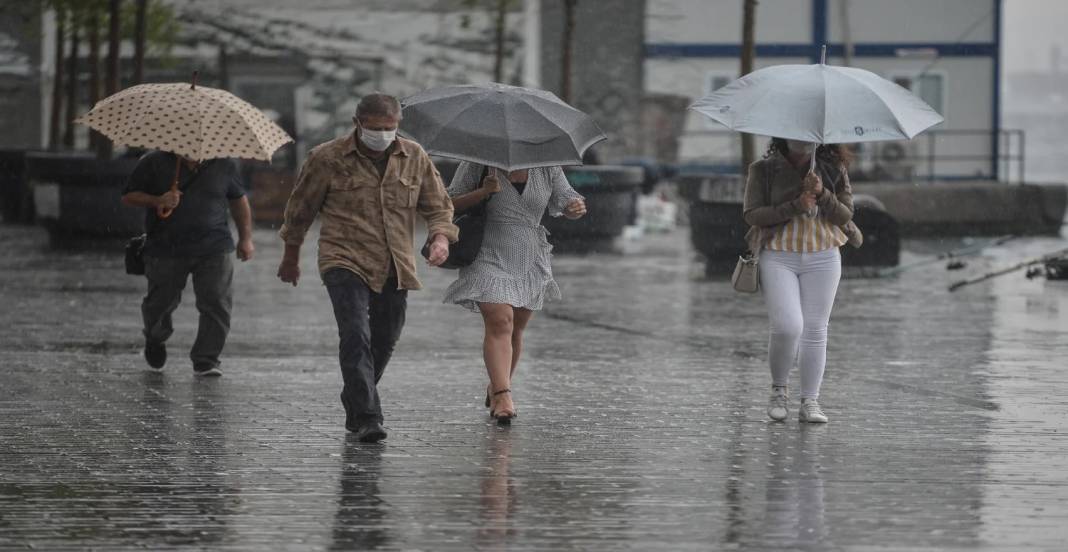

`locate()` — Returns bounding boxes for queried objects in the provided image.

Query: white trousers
[759,248,841,399]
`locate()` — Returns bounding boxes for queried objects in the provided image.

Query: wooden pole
[88,8,102,149]
[561,0,577,103]
[63,22,80,149]
[49,8,66,152]
[105,0,121,96]
[493,0,507,82]
[739,0,758,176]
[100,0,121,159]
[133,0,147,84]
[839,0,853,67]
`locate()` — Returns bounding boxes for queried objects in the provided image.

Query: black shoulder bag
[125,234,147,275]
[423,165,493,269]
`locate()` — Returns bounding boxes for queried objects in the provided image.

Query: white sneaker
[767,388,789,421]
[799,399,828,423]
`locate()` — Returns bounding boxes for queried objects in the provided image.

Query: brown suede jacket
[742,152,862,254]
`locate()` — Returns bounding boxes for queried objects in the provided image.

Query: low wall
[852,181,1067,237]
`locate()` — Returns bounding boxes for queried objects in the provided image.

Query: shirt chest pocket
[331,178,378,216]
[391,177,420,209]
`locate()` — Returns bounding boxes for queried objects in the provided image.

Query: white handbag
[731,253,759,293]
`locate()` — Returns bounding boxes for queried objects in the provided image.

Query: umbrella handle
[156,157,182,219]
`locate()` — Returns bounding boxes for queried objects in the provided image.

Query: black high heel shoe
[489,389,517,424]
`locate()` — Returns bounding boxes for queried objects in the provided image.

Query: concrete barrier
[542,165,644,252]
[851,181,1067,237]
[26,152,141,247]
[675,172,901,275]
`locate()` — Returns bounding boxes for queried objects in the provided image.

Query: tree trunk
[63,21,80,149]
[561,0,577,103]
[218,44,230,90]
[740,0,758,176]
[88,9,102,149]
[492,0,507,82]
[100,0,122,159]
[133,0,147,84]
[839,0,853,67]
[49,8,66,152]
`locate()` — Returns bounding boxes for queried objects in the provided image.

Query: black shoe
[353,421,387,443]
[144,342,166,369]
[193,364,222,377]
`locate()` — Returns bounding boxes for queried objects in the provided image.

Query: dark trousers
[323,268,407,426]
[142,253,234,369]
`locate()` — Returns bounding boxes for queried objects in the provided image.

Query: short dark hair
[355,93,402,121]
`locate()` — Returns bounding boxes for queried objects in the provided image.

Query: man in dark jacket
[122,151,254,377]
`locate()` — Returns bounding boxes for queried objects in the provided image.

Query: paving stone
[1,224,1067,550]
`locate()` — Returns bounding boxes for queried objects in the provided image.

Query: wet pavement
[1,223,1067,551]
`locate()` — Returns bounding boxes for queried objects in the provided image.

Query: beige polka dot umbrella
[77,76,293,217]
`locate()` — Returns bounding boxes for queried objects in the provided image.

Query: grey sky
[1003,0,1068,74]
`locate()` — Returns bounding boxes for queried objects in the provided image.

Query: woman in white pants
[742,138,860,423]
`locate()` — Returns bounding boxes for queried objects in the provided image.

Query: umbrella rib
[836,70,914,137]
[417,94,492,149]
[512,94,603,154]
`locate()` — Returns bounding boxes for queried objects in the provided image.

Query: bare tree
[99,0,121,159]
[461,0,515,83]
[740,0,757,176]
[561,0,577,103]
[492,0,507,81]
[133,0,147,83]
[839,0,853,67]
[62,18,80,148]
[87,6,102,149]
[48,7,66,151]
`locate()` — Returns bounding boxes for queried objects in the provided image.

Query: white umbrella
[690,47,944,170]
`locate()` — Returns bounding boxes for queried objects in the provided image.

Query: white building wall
[647,0,812,44]
[644,0,1000,179]
[827,0,996,43]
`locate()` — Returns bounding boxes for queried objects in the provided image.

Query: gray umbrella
[399,82,607,171]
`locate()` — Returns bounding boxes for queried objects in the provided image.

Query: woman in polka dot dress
[444,161,587,424]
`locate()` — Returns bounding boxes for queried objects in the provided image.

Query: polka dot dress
[442,161,583,313]
[76,82,293,161]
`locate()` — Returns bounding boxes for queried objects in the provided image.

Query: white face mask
[785,139,814,155]
[359,127,396,152]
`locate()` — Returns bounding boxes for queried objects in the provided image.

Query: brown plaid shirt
[278,133,458,292]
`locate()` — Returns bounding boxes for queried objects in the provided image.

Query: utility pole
[49,9,66,152]
[839,0,853,67]
[133,0,148,84]
[493,0,507,82]
[740,0,757,175]
[88,8,102,149]
[63,22,80,149]
[100,0,121,160]
[561,0,577,103]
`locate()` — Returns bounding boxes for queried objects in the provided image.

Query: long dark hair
[765,138,854,169]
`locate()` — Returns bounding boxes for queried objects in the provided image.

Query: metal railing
[675,129,1027,184]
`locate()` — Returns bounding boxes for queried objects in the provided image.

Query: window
[706,73,732,95]
[703,72,734,128]
[891,72,945,115]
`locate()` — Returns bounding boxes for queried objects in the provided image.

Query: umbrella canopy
[77,81,293,162]
[399,82,606,171]
[690,61,944,145]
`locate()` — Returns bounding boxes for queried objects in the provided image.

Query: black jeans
[142,253,234,369]
[323,268,407,426]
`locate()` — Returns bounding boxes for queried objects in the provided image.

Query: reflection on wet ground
[1,224,1066,550]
